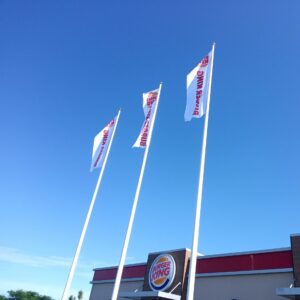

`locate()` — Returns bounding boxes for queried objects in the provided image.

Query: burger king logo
[149,254,176,291]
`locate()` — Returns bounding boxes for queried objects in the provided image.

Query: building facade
[89,234,300,300]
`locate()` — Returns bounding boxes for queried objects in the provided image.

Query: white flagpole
[61,110,121,300]
[111,83,163,300]
[186,43,215,300]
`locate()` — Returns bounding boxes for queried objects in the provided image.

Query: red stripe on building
[196,250,292,274]
[93,265,147,281]
[93,250,293,281]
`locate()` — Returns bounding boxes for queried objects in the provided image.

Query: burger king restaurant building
[89,234,300,300]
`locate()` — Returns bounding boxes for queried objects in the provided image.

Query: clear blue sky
[1,0,300,299]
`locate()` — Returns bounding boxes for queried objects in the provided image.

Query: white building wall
[89,272,293,300]
[194,272,293,300]
[89,280,143,300]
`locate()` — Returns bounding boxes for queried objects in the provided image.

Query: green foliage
[4,290,54,300]
[77,291,83,300]
[0,289,83,300]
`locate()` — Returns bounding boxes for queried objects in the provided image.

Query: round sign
[148,254,176,291]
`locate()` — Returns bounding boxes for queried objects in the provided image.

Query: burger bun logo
[149,254,176,291]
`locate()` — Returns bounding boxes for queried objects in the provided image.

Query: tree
[6,290,54,300]
[78,291,83,300]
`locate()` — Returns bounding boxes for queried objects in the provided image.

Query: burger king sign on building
[148,254,176,291]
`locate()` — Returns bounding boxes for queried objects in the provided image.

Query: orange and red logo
[149,254,176,291]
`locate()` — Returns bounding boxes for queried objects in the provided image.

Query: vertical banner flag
[91,117,116,171]
[185,50,212,121]
[133,89,159,148]
[62,110,120,300]
[111,84,162,300]
[185,44,215,300]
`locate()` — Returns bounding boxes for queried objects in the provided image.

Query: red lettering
[139,109,152,147]
[108,119,115,128]
[102,130,109,145]
[164,267,170,276]
[200,55,209,67]
[93,128,111,167]
[193,67,205,115]
[146,92,158,107]
[197,71,204,89]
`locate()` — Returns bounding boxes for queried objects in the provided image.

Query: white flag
[133,89,159,148]
[185,51,212,121]
[91,117,116,171]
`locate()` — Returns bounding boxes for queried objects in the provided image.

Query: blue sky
[1,0,300,299]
